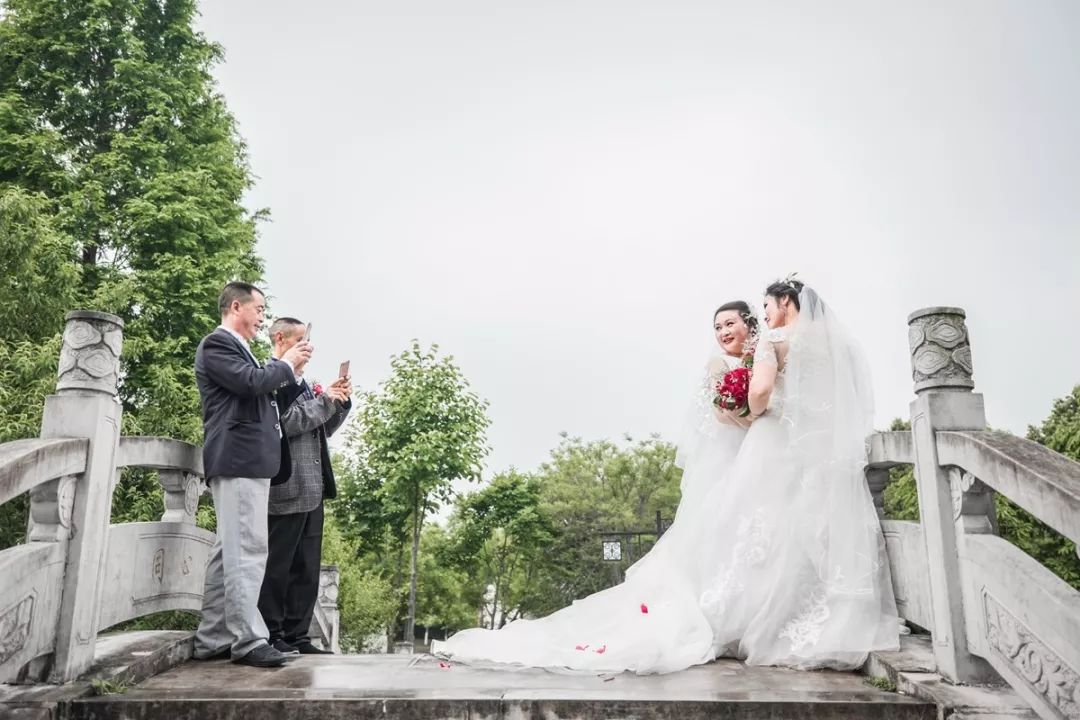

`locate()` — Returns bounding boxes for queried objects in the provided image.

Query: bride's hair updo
[764,277,805,311]
[713,300,759,334]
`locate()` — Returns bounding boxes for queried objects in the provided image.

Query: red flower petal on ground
[640,603,649,614]
[438,661,451,669]
[594,645,607,654]
[575,644,589,651]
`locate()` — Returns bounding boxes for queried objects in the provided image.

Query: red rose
[312,383,324,396]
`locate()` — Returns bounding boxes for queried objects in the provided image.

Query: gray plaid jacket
[268,382,350,515]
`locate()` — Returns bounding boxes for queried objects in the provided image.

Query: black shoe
[233,644,288,668]
[193,646,230,661]
[291,641,333,655]
[272,639,300,656]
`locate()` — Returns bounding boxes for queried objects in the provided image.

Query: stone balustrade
[867,306,1080,720]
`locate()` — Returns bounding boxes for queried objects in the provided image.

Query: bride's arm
[748,341,778,417]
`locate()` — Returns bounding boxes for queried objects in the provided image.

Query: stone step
[62,653,934,720]
[865,635,1038,720]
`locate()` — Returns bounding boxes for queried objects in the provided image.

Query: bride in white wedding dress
[433,281,898,673]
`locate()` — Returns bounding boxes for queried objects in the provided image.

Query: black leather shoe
[233,644,288,667]
[292,641,333,655]
[272,639,300,656]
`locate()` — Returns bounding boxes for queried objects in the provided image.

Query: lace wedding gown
[433,289,898,672]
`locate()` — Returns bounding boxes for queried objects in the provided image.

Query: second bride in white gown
[431,301,757,674]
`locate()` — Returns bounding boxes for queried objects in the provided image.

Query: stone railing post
[907,307,997,684]
[36,311,124,682]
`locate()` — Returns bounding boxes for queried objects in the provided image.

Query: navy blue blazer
[194,328,295,482]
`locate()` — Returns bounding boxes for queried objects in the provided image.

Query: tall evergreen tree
[0,0,266,545]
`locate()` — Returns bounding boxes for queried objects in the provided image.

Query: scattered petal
[575,644,589,651]
[438,661,451,669]
[594,645,607,654]
[640,603,649,614]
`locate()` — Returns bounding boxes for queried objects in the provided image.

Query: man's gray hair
[268,317,304,339]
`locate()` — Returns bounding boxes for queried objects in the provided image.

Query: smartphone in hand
[338,360,350,379]
[303,322,313,342]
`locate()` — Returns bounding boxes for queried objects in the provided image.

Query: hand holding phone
[338,360,350,379]
[303,322,313,342]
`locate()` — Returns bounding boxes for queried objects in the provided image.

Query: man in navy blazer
[192,282,312,668]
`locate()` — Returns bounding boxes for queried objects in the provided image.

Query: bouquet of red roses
[713,364,753,416]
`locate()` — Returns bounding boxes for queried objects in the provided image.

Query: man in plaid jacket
[257,317,352,655]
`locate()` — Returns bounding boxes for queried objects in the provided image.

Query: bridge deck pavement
[63,652,935,720]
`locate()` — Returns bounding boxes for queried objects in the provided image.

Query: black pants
[258,504,323,645]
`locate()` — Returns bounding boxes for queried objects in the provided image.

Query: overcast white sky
[198,1,1078,477]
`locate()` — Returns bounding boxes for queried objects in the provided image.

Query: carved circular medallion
[184,478,200,517]
[57,476,76,529]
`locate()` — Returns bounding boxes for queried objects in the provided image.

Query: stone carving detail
[319,566,340,609]
[57,476,75,529]
[0,596,34,665]
[153,548,165,583]
[184,477,200,517]
[0,597,35,665]
[28,476,76,543]
[984,593,1080,718]
[160,472,203,524]
[926,318,966,348]
[907,307,975,394]
[56,311,124,396]
[952,346,973,374]
[949,469,996,534]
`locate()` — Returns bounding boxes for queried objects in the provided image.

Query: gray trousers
[194,476,271,659]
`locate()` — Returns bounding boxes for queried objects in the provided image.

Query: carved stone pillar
[907,307,996,684]
[39,311,124,682]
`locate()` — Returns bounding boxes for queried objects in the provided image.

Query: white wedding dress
[433,288,898,673]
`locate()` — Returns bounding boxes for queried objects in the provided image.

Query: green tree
[881,418,918,521]
[321,512,398,652]
[0,0,266,544]
[529,434,682,615]
[445,471,557,628]
[414,526,479,641]
[1011,385,1080,587]
[349,341,490,646]
[0,189,78,546]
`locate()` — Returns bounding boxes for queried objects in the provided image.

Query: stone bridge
[0,307,1078,720]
